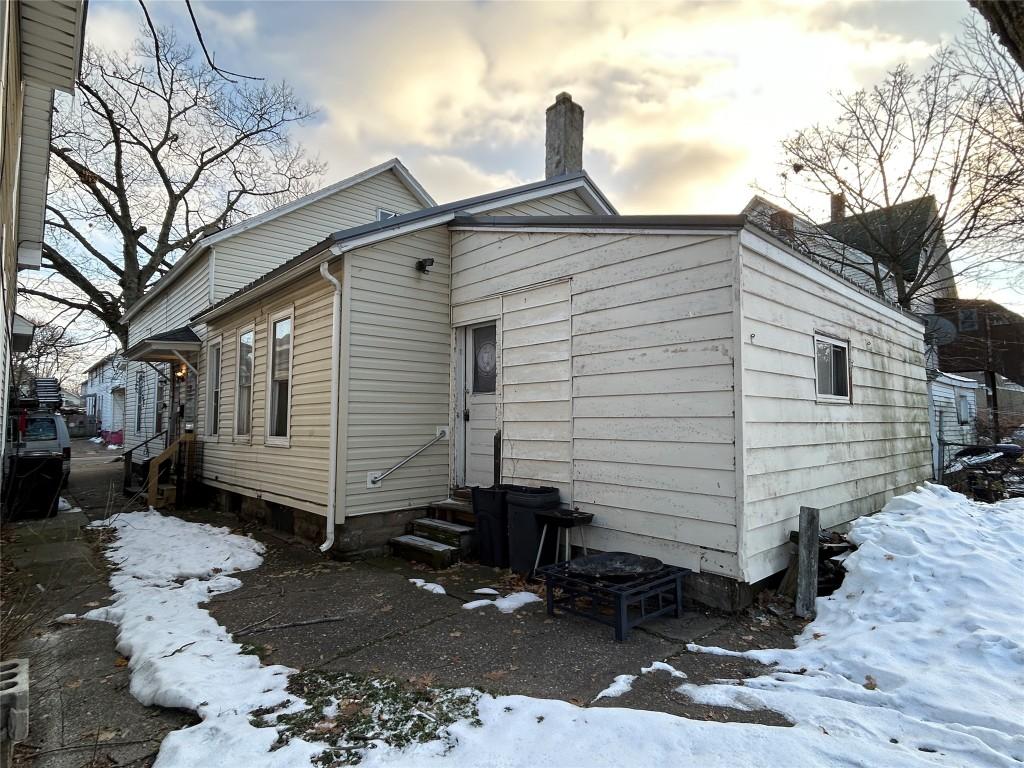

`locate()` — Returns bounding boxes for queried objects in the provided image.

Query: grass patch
[251,671,481,766]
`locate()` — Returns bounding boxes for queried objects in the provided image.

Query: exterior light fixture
[415,258,434,274]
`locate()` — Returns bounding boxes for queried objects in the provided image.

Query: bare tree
[10,313,106,394]
[27,24,324,347]
[763,21,1024,311]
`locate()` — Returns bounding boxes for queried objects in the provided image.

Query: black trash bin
[471,485,511,568]
[506,486,560,575]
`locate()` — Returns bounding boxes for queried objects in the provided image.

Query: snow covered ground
[84,484,1023,767]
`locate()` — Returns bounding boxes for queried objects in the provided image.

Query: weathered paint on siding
[737,232,931,583]
[200,268,336,514]
[343,226,451,517]
[451,229,740,576]
[211,170,424,302]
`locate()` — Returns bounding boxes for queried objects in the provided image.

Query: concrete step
[389,534,460,569]
[413,517,474,553]
[430,498,474,526]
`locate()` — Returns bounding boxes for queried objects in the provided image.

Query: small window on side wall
[236,328,254,436]
[207,340,222,436]
[956,393,971,426]
[814,335,851,402]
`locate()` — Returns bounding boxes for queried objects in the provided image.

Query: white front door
[464,323,497,487]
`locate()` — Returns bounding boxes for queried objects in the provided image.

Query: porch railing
[123,430,167,491]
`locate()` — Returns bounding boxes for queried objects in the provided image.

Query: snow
[409,578,446,595]
[641,661,686,679]
[85,485,1023,768]
[107,444,122,450]
[679,483,1024,766]
[84,509,326,768]
[472,587,499,595]
[88,436,104,444]
[592,674,636,701]
[461,591,542,614]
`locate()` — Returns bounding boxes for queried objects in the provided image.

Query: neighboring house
[189,94,930,606]
[120,158,440,464]
[927,372,981,477]
[1,0,88,479]
[82,353,127,444]
[933,297,1024,441]
[822,195,957,315]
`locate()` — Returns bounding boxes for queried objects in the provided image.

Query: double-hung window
[814,335,851,402]
[135,371,145,432]
[956,393,971,426]
[207,339,222,436]
[236,328,254,437]
[267,311,293,442]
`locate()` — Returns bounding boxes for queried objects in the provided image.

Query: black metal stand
[537,562,690,641]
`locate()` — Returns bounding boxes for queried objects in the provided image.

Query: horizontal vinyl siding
[212,170,424,301]
[928,381,977,476]
[124,258,210,451]
[500,281,572,498]
[452,229,739,576]
[486,190,594,216]
[201,269,336,514]
[344,227,451,516]
[739,235,931,582]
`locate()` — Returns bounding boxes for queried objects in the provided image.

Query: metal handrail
[367,429,447,488]
[124,430,168,458]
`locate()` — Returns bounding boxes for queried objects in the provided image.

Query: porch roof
[124,327,201,363]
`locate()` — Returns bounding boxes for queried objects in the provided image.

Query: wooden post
[795,506,820,618]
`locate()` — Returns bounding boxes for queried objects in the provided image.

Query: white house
[82,353,127,444]
[186,94,931,607]
[927,372,981,478]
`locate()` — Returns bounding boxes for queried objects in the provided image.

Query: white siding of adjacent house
[342,226,452,517]
[211,169,424,301]
[737,231,932,583]
[927,377,978,477]
[200,268,337,513]
[451,229,740,576]
[124,258,210,452]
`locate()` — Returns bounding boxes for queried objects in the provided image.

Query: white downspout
[320,261,342,552]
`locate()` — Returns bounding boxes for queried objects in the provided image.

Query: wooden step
[452,487,472,501]
[430,499,474,526]
[413,518,474,553]
[389,534,459,569]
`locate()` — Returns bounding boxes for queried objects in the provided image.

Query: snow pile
[462,591,542,614]
[641,661,686,679]
[409,578,446,595]
[682,483,1024,766]
[85,510,325,768]
[107,443,122,450]
[472,587,499,596]
[57,497,73,512]
[88,436,104,444]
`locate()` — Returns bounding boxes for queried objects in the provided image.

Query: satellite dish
[923,314,957,346]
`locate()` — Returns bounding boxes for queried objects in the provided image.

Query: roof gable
[121,159,434,323]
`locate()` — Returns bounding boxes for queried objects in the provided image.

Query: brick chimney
[830,192,846,223]
[545,92,584,179]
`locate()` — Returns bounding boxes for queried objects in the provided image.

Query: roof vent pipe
[545,92,584,179]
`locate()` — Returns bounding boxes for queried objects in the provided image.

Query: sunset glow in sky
[77,0,1019,310]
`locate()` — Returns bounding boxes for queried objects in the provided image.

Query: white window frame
[205,336,223,438]
[376,207,398,221]
[235,325,255,442]
[813,334,852,404]
[135,370,146,433]
[264,307,294,446]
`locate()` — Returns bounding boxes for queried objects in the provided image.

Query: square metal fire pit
[537,558,690,641]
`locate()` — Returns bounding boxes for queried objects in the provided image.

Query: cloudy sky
[72,0,1021,315]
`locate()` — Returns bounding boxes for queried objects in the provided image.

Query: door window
[472,325,496,394]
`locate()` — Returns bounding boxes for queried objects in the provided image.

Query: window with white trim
[207,339,222,435]
[267,312,293,440]
[236,328,254,436]
[814,335,851,402]
[376,208,398,221]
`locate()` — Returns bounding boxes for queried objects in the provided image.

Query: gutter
[319,262,343,552]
